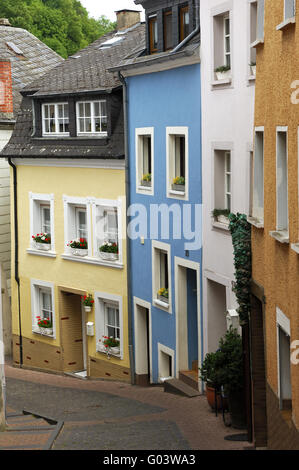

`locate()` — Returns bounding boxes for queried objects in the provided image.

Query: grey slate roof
[2,23,146,159]
[23,23,146,96]
[0,25,63,120]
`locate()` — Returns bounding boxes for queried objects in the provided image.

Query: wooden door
[60,292,84,372]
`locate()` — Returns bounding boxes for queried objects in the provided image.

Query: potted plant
[102,336,120,355]
[212,208,230,225]
[157,287,169,303]
[215,65,231,80]
[141,173,152,187]
[172,176,185,192]
[67,238,88,256]
[82,293,94,312]
[199,350,227,410]
[217,328,246,429]
[250,61,256,76]
[32,233,51,251]
[99,242,119,261]
[36,316,53,336]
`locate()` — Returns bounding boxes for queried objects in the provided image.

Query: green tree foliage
[0,0,116,58]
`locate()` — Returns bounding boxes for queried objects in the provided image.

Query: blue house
[112,1,202,389]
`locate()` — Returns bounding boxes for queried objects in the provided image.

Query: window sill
[276,17,296,31]
[27,248,57,258]
[61,253,123,269]
[269,230,289,244]
[77,133,108,138]
[212,221,230,232]
[250,38,264,48]
[211,78,232,87]
[291,242,299,254]
[137,185,153,194]
[153,298,170,310]
[248,75,256,82]
[32,328,55,339]
[96,348,122,359]
[247,216,264,229]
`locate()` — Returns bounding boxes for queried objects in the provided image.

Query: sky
[80,0,145,22]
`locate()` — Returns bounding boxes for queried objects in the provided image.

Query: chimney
[0,59,13,114]
[116,9,141,31]
[0,19,11,27]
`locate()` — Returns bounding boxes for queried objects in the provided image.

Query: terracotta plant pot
[205,385,228,411]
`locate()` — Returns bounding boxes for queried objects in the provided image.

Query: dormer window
[149,15,158,53]
[76,100,108,136]
[42,103,69,136]
[180,5,190,41]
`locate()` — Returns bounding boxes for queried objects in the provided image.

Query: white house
[200,0,258,352]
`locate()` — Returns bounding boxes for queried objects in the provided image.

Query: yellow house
[3,11,144,381]
[249,0,299,449]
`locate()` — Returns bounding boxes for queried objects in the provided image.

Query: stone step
[179,370,199,391]
[164,378,200,398]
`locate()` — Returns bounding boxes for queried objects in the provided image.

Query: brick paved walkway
[2,360,253,450]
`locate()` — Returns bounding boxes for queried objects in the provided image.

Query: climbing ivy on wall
[229,213,252,325]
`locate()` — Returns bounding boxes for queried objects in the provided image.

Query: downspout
[172,0,200,53]
[118,71,135,385]
[7,158,23,367]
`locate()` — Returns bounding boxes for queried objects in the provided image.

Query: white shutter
[257,0,265,40]
[285,0,295,20]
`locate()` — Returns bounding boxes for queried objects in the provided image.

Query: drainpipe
[7,158,23,367]
[118,71,135,385]
[172,0,200,53]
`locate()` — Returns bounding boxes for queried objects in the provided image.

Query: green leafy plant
[102,336,120,348]
[142,173,151,182]
[32,233,51,244]
[68,238,88,249]
[36,316,52,329]
[82,294,94,307]
[99,242,118,254]
[215,65,231,73]
[228,213,251,325]
[212,208,230,218]
[158,287,168,299]
[173,176,185,185]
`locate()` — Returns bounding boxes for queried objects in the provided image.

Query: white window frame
[95,291,123,359]
[212,144,234,228]
[223,14,231,69]
[276,307,292,409]
[250,128,264,225]
[211,3,233,86]
[224,151,231,211]
[152,240,172,313]
[42,103,69,137]
[28,192,55,256]
[76,100,108,136]
[248,0,257,79]
[91,197,123,265]
[31,279,56,338]
[251,0,265,47]
[277,0,296,30]
[136,127,154,196]
[63,195,92,257]
[158,343,175,383]
[166,126,189,200]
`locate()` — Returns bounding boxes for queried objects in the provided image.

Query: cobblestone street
[0,360,253,451]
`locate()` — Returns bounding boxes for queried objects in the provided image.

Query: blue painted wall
[127,64,202,383]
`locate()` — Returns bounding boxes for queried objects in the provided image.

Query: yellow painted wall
[252,0,299,429]
[10,163,130,371]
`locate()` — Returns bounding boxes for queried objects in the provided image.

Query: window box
[38,327,53,336]
[157,294,169,304]
[70,247,88,257]
[250,64,256,76]
[140,179,152,188]
[34,241,51,251]
[269,230,289,244]
[215,69,231,81]
[110,346,120,356]
[99,251,119,262]
[217,214,229,225]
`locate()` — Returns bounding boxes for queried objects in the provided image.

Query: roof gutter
[171,0,200,53]
[118,71,135,386]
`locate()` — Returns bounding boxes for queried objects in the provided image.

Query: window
[136,128,154,195]
[95,292,123,358]
[42,103,69,136]
[180,5,190,41]
[158,343,174,382]
[251,0,264,46]
[251,130,264,223]
[149,15,158,53]
[249,1,257,69]
[63,196,91,257]
[276,308,292,412]
[92,199,121,262]
[213,149,232,220]
[29,192,55,254]
[167,127,188,199]
[31,280,55,337]
[284,0,296,20]
[152,241,171,312]
[76,100,107,135]
[276,130,288,233]
[224,15,231,69]
[213,10,232,82]
[164,10,173,51]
